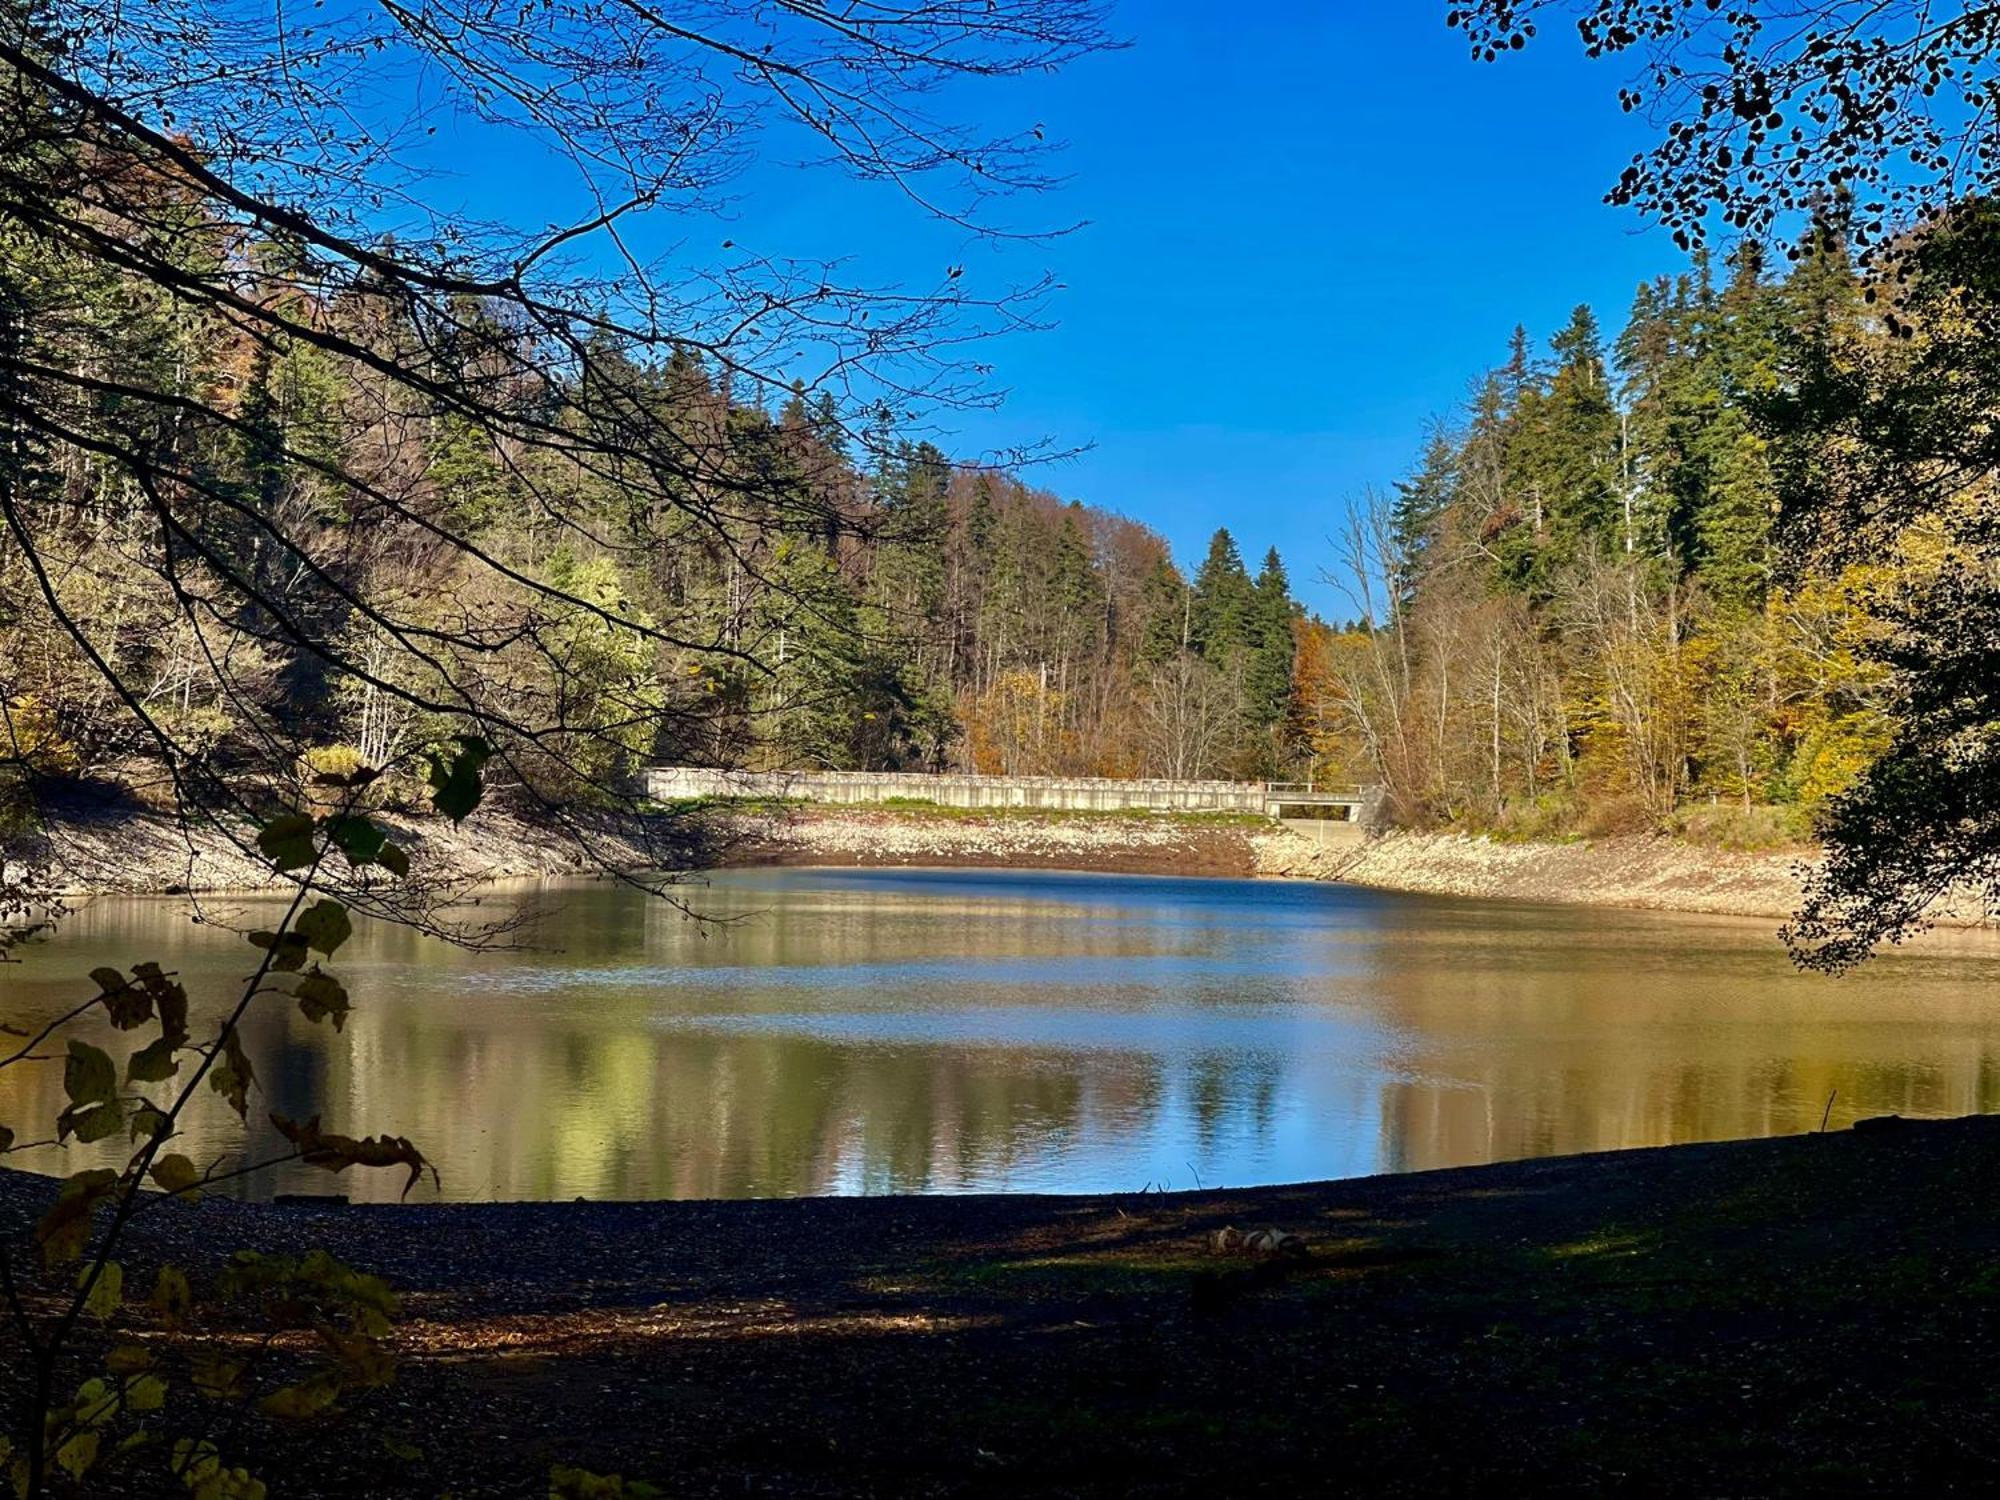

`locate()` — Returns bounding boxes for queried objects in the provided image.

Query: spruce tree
[1245,548,1297,729]
[1188,528,1255,662]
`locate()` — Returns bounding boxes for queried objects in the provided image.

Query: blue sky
[444,6,1680,614]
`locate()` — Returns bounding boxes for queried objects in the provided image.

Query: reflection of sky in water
[7,867,2000,1202]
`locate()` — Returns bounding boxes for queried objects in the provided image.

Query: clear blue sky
[444,6,1676,615]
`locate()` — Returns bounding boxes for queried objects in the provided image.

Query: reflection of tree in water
[1367,942,2000,1175]
[1183,1050,1283,1155]
[13,880,2000,1199]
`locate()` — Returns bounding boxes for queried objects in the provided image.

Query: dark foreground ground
[7,1116,2000,1496]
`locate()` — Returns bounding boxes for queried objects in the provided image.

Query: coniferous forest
[1296,222,1892,844]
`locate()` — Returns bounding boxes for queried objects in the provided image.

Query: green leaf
[80,1260,123,1320]
[53,1430,98,1481]
[258,1373,342,1420]
[247,929,309,972]
[426,735,492,823]
[127,1100,172,1143]
[256,814,318,871]
[150,1154,202,1198]
[191,1353,247,1401]
[90,966,156,1030]
[0,1124,13,1154]
[125,1373,167,1413]
[59,1101,125,1144]
[326,816,387,867]
[293,970,351,1030]
[149,1266,192,1327]
[105,1343,154,1375]
[63,1039,117,1108]
[127,1034,180,1083]
[210,1026,255,1119]
[377,841,411,878]
[380,1437,424,1463]
[36,1171,117,1267]
[139,964,190,1046]
[296,900,352,957]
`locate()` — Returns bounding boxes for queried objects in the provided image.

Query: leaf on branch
[377,841,411,878]
[256,814,319,872]
[133,963,190,1045]
[53,1429,99,1482]
[248,929,309,972]
[149,1154,202,1198]
[63,1039,117,1107]
[270,1114,437,1198]
[127,1101,172,1144]
[258,1372,343,1421]
[425,735,492,824]
[171,1439,266,1500]
[149,1266,192,1328]
[58,1101,125,1144]
[89,966,155,1030]
[190,1354,248,1402]
[106,1343,155,1375]
[127,1035,179,1083]
[0,1124,13,1153]
[327,815,386,868]
[136,963,190,1047]
[293,970,351,1030]
[125,1373,167,1414]
[210,1026,254,1119]
[80,1259,124,1321]
[36,1170,118,1266]
[296,900,352,957]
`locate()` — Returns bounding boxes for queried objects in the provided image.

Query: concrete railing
[646,767,1385,824]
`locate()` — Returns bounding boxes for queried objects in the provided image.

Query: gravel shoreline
[20,797,1984,927]
[5,1114,2000,1494]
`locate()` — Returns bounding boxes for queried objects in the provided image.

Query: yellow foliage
[2,694,79,775]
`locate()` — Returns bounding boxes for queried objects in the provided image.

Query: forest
[0,255,1307,813]
[1293,215,1910,846]
[0,186,1959,847]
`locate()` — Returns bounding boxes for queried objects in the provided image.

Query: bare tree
[1135,652,1240,781]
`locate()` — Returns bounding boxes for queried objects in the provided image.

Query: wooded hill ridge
[0,159,1950,853]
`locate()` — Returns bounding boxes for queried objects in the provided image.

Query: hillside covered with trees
[1292,214,1909,847]
[1,259,1307,821]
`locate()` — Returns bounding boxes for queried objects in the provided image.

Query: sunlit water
[5,868,2000,1202]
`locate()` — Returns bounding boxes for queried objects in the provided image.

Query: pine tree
[1245,548,1297,729]
[1188,528,1255,662]
[1390,423,1458,598]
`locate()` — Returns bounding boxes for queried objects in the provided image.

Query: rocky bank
[18,794,1982,928]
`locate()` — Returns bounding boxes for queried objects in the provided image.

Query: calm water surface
[6,868,2000,1201]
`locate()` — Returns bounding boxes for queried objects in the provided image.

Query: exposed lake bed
[6,1112,1999,1495]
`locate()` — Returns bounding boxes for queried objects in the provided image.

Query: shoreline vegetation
[5,1114,1999,1494]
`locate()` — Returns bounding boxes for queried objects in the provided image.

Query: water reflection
[4,869,1999,1201]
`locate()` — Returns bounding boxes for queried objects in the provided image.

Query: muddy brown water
[5,867,1998,1201]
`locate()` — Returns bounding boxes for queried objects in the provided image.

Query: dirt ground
[7,1114,2000,1496]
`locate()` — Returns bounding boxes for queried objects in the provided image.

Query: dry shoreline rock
[17,798,1989,929]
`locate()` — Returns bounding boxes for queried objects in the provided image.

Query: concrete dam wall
[645,767,1384,826]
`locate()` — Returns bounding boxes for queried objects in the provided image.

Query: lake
[5,867,2000,1202]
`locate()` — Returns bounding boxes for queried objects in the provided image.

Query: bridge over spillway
[644,767,1385,830]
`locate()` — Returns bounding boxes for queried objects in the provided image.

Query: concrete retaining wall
[647,768,1387,825]
[647,767,1272,814]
